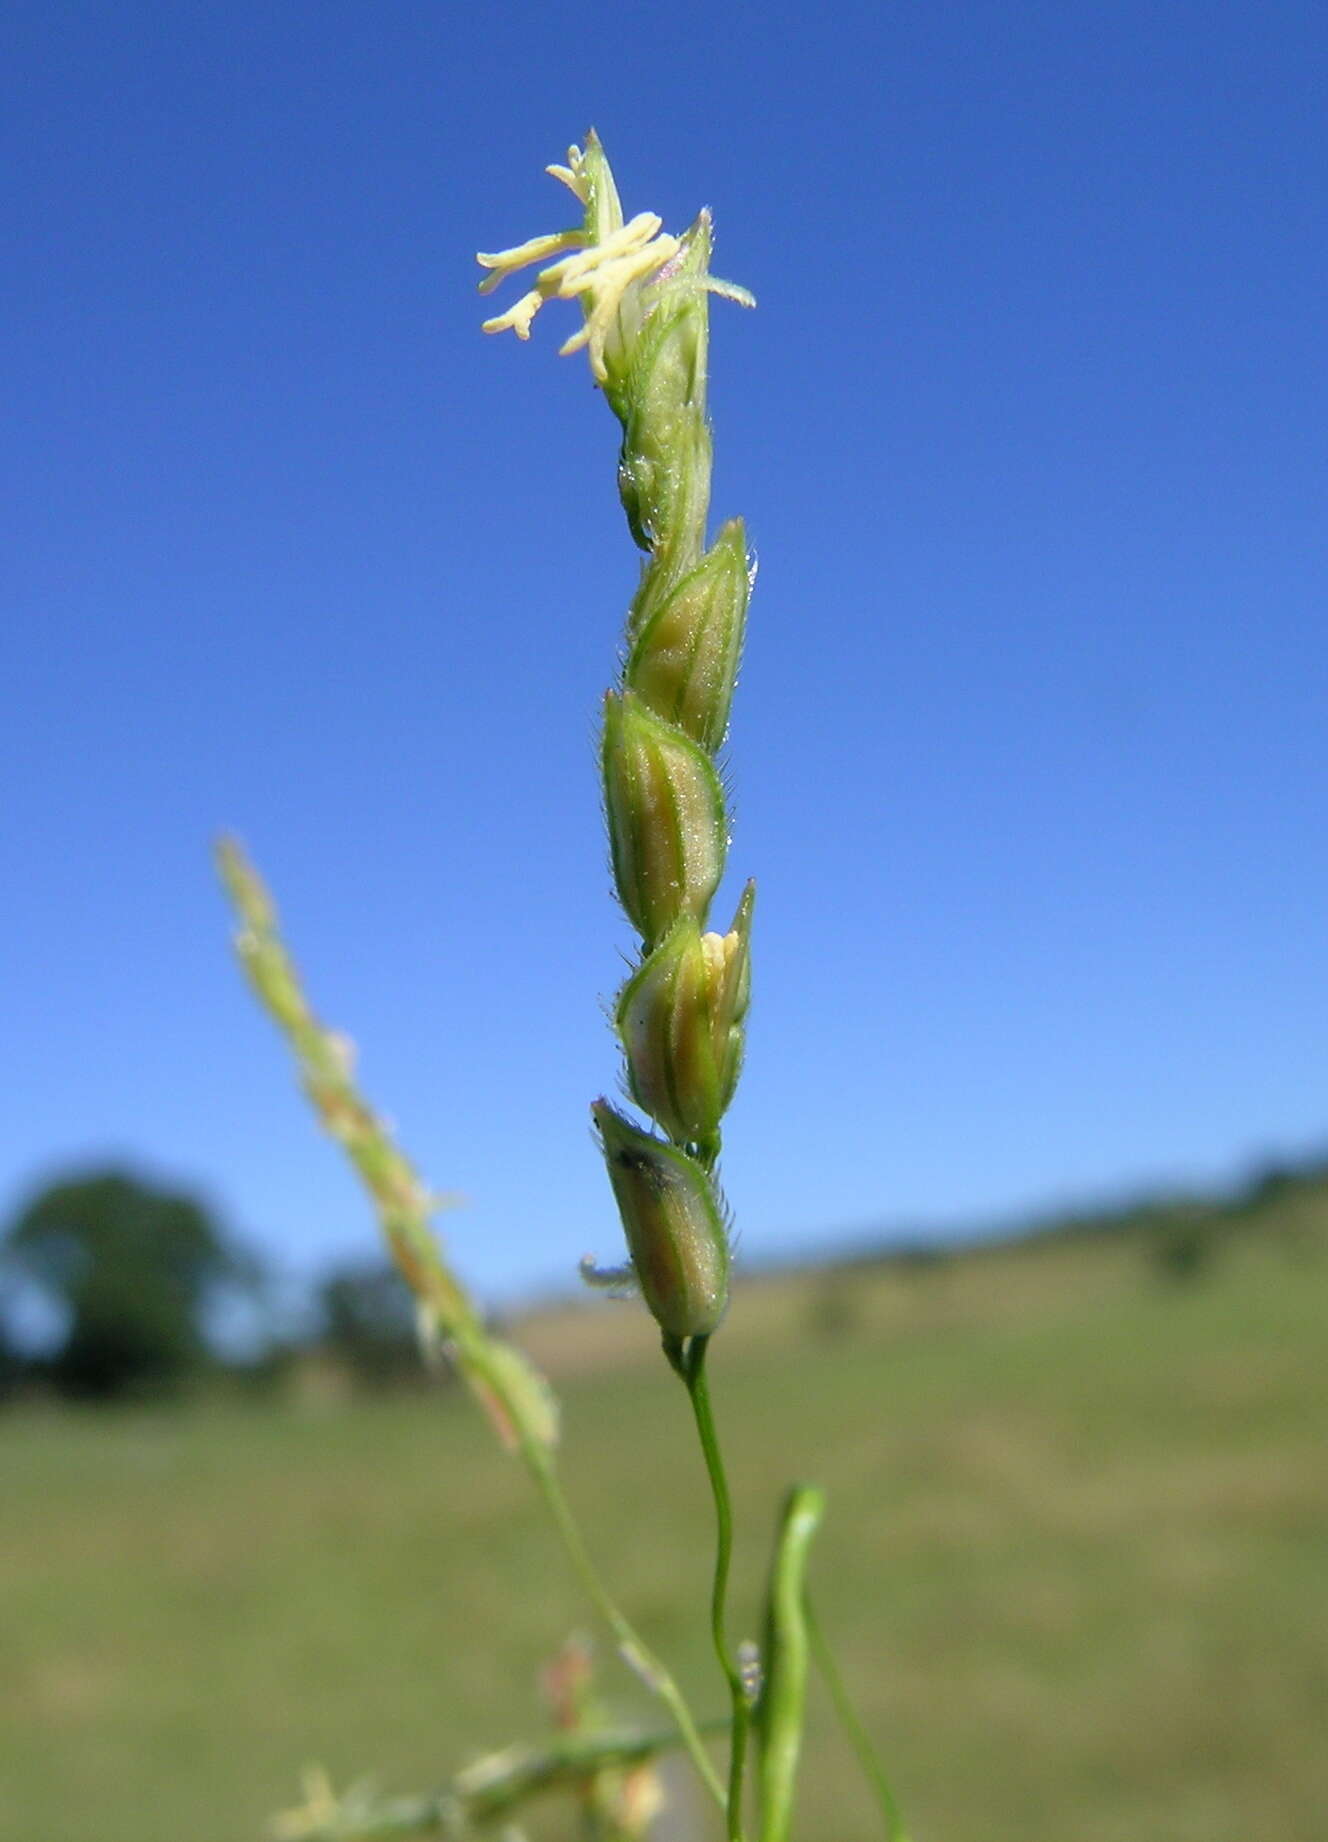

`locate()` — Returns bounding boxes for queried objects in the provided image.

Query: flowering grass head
[479,134,753,1349]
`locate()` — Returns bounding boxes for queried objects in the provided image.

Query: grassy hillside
[2,1195,1326,1842]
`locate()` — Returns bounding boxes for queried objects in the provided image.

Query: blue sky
[4,0,1325,1312]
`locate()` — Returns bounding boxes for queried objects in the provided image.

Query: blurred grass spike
[215,836,558,1455]
[272,1720,709,1841]
[219,830,727,1804]
[541,1635,666,1839]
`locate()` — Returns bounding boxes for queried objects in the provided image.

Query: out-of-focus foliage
[316,1260,432,1390]
[1,1168,252,1400]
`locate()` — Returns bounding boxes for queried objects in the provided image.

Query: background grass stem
[806,1593,910,1842]
[521,1438,727,1813]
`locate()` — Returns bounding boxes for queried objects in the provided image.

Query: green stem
[805,1592,910,1842]
[681,1334,751,1842]
[521,1438,727,1813]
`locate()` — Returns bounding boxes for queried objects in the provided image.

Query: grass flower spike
[480,134,755,1349]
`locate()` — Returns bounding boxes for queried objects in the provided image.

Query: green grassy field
[3,1216,1325,1842]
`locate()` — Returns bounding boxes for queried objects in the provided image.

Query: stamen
[545,146,589,202]
[480,211,679,371]
[477,154,750,380]
[476,228,586,294]
[544,213,665,296]
[558,238,680,379]
[481,289,544,340]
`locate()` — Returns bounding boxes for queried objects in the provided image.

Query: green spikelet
[616,884,754,1157]
[626,519,750,750]
[602,690,727,950]
[591,1101,731,1339]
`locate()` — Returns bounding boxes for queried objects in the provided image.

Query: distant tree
[1235,1159,1301,1211]
[317,1259,431,1389]
[3,1169,248,1400]
[0,1315,22,1401]
[1149,1206,1219,1285]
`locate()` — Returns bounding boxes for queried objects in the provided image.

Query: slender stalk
[681,1335,751,1842]
[805,1593,911,1842]
[522,1436,726,1813]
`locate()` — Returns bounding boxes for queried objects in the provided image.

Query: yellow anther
[475,228,586,294]
[480,289,544,341]
[480,204,679,376]
[558,236,680,380]
[700,929,740,980]
[545,145,589,202]
[545,212,665,295]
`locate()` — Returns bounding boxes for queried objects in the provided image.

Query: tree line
[0,1167,429,1403]
[5,1151,1321,1406]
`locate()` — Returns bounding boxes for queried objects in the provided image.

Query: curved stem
[682,1335,751,1842]
[755,1485,824,1842]
[521,1437,726,1813]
